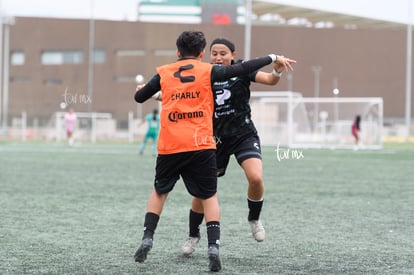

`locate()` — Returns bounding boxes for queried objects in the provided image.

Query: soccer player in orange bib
[133,30,283,272]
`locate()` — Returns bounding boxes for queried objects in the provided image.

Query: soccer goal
[52,112,116,142]
[250,92,383,149]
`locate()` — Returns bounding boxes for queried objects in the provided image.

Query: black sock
[189,209,204,237]
[247,198,263,221]
[142,212,159,240]
[206,221,220,248]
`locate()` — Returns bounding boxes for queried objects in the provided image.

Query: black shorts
[216,133,262,177]
[154,149,217,199]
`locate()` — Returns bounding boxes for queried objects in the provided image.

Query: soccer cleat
[208,246,222,272]
[134,238,153,263]
[182,236,200,256]
[249,220,265,242]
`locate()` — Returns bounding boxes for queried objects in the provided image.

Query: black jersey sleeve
[211,56,272,82]
[134,74,162,103]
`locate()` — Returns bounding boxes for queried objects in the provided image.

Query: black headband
[210,38,235,52]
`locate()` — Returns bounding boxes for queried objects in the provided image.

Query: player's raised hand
[274,55,296,73]
[136,84,145,92]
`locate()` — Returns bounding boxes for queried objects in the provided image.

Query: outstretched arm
[212,55,276,82]
[255,55,297,85]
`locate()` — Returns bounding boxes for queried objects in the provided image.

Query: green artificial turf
[0,142,413,274]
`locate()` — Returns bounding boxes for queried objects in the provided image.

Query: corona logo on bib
[168,111,204,123]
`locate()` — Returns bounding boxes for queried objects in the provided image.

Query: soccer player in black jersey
[352,114,362,150]
[182,38,296,255]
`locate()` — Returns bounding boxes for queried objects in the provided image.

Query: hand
[274,55,296,73]
[152,91,162,101]
[136,84,145,91]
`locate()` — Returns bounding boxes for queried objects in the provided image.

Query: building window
[93,49,106,64]
[10,76,31,83]
[11,51,25,65]
[153,49,176,56]
[41,50,83,65]
[44,79,62,86]
[113,75,136,82]
[115,50,146,57]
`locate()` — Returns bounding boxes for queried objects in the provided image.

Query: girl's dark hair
[210,38,235,53]
[176,31,206,57]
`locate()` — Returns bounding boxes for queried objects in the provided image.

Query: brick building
[5,17,413,129]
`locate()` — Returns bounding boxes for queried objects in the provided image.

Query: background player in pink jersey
[64,108,77,146]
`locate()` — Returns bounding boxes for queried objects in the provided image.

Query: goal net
[250,92,383,149]
[51,112,116,142]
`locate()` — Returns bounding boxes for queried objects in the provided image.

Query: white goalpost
[53,112,116,143]
[9,111,136,142]
[250,92,383,149]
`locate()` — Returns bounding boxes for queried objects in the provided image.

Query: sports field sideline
[0,141,413,274]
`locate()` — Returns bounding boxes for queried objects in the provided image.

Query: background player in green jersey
[139,109,160,156]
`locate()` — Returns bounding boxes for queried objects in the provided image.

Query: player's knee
[248,175,263,187]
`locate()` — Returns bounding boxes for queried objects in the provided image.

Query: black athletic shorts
[216,133,262,177]
[154,149,217,199]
